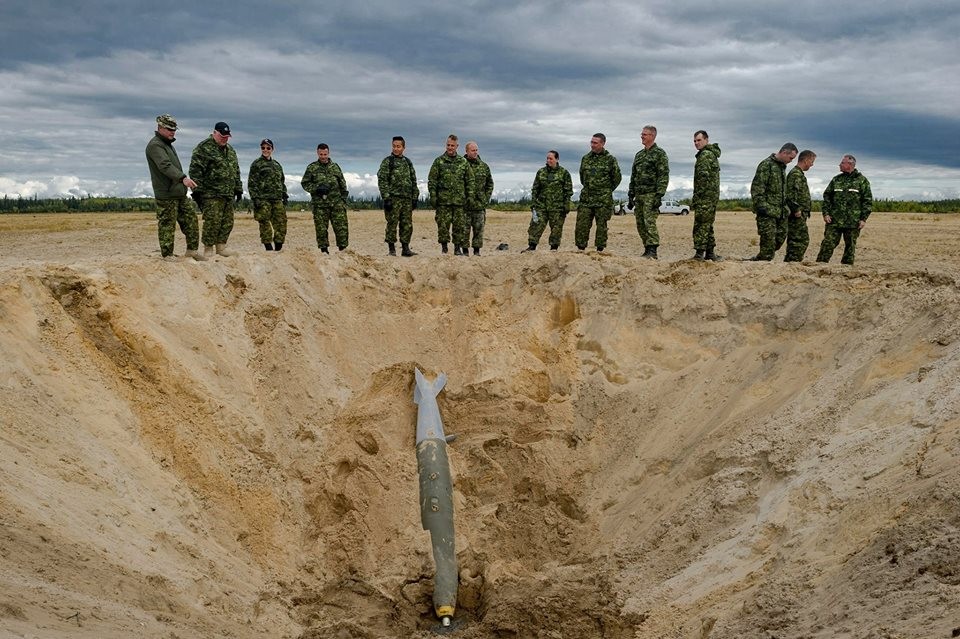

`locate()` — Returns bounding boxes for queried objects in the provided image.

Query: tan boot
[216,243,236,257]
[185,249,207,261]
[162,255,179,262]
[203,245,216,259]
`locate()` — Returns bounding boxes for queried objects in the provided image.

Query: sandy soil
[1,209,959,638]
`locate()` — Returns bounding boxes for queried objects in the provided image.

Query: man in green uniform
[524,150,573,251]
[247,138,288,251]
[576,133,622,252]
[144,114,205,262]
[749,142,798,261]
[784,149,817,262]
[691,130,722,261]
[301,143,349,253]
[377,136,418,256]
[428,134,475,256]
[817,154,872,265]
[189,122,243,257]
[627,125,669,259]
[464,141,494,256]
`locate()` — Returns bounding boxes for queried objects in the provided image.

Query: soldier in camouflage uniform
[817,154,872,265]
[464,141,494,255]
[784,149,817,262]
[301,143,349,253]
[189,122,244,257]
[377,136,419,256]
[428,134,476,256]
[524,150,573,251]
[749,142,798,261]
[576,133,622,252]
[144,114,205,262]
[691,130,722,261]
[248,138,288,251]
[628,125,670,259]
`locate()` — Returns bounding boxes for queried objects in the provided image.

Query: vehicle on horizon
[658,200,690,215]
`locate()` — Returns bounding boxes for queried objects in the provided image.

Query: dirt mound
[2,214,960,638]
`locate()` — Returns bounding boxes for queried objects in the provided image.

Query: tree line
[2,194,958,214]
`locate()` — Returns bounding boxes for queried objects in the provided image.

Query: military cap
[214,122,231,136]
[156,114,178,130]
[260,138,274,148]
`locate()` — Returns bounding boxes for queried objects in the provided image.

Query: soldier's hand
[383,198,393,212]
[823,214,832,224]
[282,194,289,204]
[183,176,197,189]
[191,192,202,204]
[627,198,635,211]
[757,206,768,217]
[235,192,243,204]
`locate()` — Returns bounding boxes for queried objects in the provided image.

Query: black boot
[453,245,462,256]
[550,244,559,251]
[650,245,658,260]
[388,242,396,256]
[274,241,283,251]
[264,243,274,251]
[522,243,536,253]
[641,245,655,259]
[705,248,723,262]
[401,243,417,257]
[458,246,468,256]
[694,249,705,260]
[320,246,329,254]
[597,245,606,252]
[441,242,449,254]
[473,247,480,256]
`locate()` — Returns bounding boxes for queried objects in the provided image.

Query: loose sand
[1,209,959,638]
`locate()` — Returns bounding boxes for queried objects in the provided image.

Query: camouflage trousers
[384,199,414,245]
[313,203,349,249]
[816,224,860,265]
[784,213,810,262]
[575,205,611,249]
[200,197,236,247]
[633,193,660,247]
[155,197,199,256]
[692,203,717,251]
[755,213,788,260]
[527,209,567,247]
[465,208,486,248]
[435,204,467,246]
[253,199,287,244]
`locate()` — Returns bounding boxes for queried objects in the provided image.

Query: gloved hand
[627,198,635,211]
[411,198,418,210]
[383,198,393,212]
[191,192,202,204]
[757,206,768,217]
[315,184,331,196]
[235,192,243,204]
[282,194,289,204]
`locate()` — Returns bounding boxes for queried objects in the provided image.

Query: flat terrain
[1,209,959,638]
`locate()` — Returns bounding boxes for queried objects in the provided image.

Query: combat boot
[458,246,468,256]
[320,246,329,254]
[473,247,480,256]
[216,243,236,257]
[550,245,559,251]
[641,245,655,259]
[203,245,215,259]
[522,243,536,253]
[705,248,723,262]
[597,245,606,252]
[388,242,396,256]
[264,243,274,251]
[453,246,463,256]
[694,249,705,260]
[650,245,658,260]
[162,255,178,262]
[401,243,417,257]
[185,249,207,261]
[441,242,449,254]
[274,242,283,251]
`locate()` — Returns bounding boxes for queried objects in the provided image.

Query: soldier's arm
[611,157,622,191]
[465,162,476,204]
[531,170,543,209]
[563,169,574,202]
[427,160,439,201]
[188,145,208,194]
[657,150,669,197]
[247,160,261,199]
[376,159,390,199]
[278,162,288,198]
[627,155,638,201]
[147,143,186,182]
[750,164,767,212]
[484,165,494,203]
[231,149,243,194]
[860,177,873,222]
[301,164,316,195]
[337,166,349,199]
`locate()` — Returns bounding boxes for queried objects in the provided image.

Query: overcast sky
[2,1,959,202]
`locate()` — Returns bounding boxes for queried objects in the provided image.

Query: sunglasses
[261,145,272,150]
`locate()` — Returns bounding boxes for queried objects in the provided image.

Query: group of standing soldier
[145,113,872,265]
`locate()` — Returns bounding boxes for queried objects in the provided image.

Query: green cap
[156,114,178,130]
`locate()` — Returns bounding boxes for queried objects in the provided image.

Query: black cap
[214,122,231,136]
[260,138,274,148]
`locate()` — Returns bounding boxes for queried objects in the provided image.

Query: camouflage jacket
[377,154,418,201]
[301,160,349,205]
[692,143,721,209]
[628,143,669,199]
[465,156,494,210]
[531,164,573,212]
[785,166,812,218]
[750,154,788,218]
[578,149,622,207]
[145,132,188,199]
[247,156,287,202]
[428,153,475,206]
[823,169,872,228]
[189,136,242,198]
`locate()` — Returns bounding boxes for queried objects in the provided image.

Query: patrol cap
[260,138,274,148]
[156,114,178,130]
[214,122,231,136]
